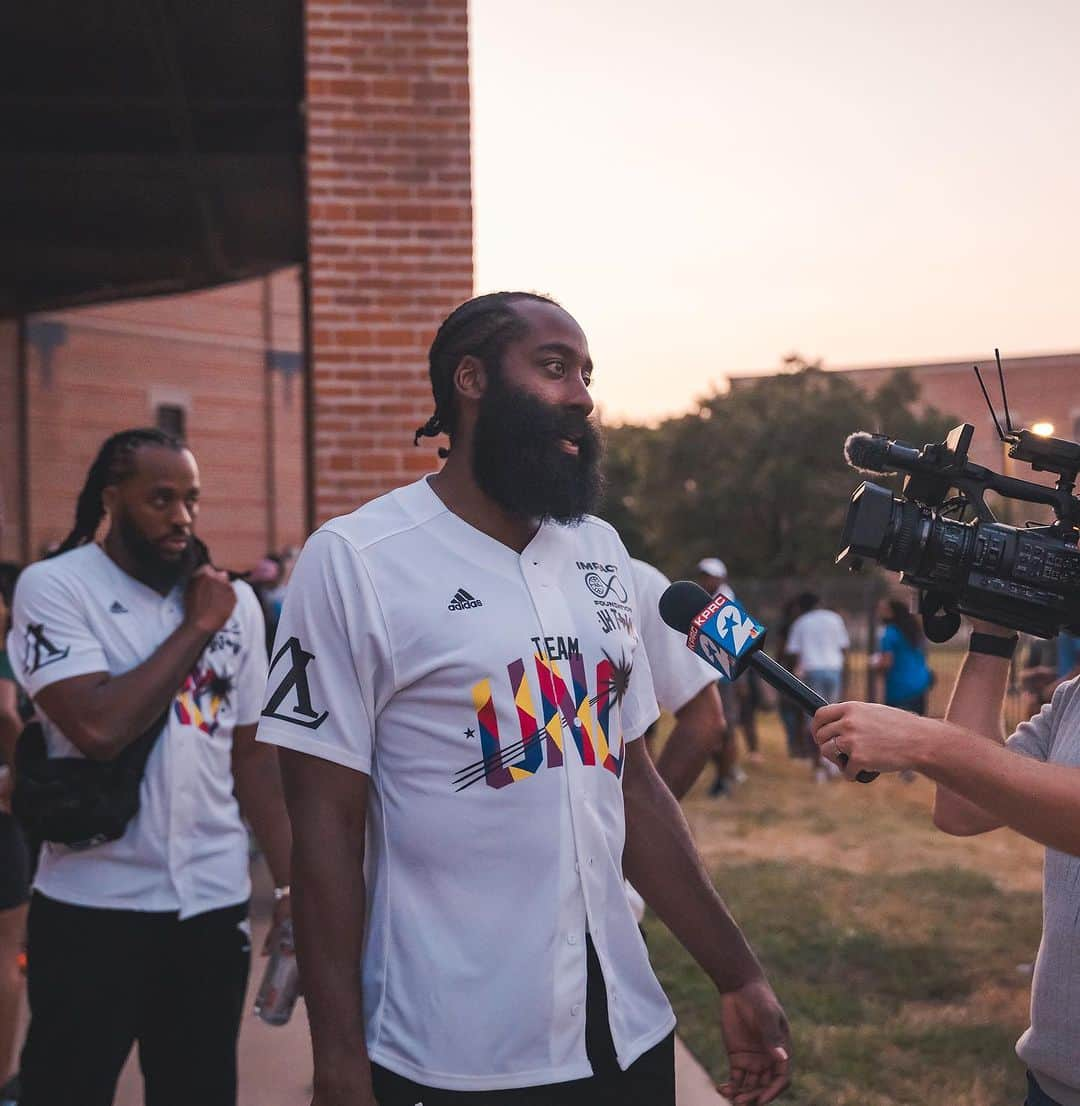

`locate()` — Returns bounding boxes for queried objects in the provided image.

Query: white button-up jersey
[7,543,267,919]
[256,478,674,1091]
[631,559,717,715]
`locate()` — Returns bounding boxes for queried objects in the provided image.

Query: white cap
[696,557,728,579]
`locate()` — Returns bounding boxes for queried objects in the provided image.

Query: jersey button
[567,933,578,945]
[571,1004,581,1017]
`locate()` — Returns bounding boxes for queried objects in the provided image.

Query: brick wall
[305,0,473,525]
[12,270,306,570]
[0,322,20,561]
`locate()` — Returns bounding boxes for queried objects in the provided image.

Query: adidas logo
[448,588,483,612]
[109,601,129,614]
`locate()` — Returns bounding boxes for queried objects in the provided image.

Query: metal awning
[0,0,306,316]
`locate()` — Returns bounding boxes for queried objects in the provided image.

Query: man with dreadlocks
[259,293,790,1106]
[6,428,292,1106]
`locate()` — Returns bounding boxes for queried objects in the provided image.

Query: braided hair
[52,428,212,568]
[414,291,559,458]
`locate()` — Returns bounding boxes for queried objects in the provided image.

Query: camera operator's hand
[811,701,932,778]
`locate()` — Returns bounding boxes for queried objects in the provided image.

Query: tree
[600,367,957,581]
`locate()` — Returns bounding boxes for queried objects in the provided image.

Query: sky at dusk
[470,0,1080,423]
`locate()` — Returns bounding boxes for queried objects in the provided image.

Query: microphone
[843,431,922,476]
[659,581,878,783]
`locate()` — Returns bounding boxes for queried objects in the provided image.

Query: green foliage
[600,368,957,580]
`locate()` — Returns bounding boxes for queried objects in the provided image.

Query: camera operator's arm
[931,624,1014,835]
[813,685,1080,856]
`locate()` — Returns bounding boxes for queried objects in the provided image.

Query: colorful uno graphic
[174,664,233,736]
[469,653,623,790]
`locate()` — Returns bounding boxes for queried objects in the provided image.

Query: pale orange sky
[470,0,1080,424]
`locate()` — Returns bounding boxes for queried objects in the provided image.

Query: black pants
[372,936,675,1106]
[19,892,250,1106]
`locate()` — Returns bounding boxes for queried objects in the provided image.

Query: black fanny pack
[13,712,169,850]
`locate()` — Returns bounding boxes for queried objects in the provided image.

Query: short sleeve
[786,617,805,656]
[880,625,899,656]
[1006,679,1069,762]
[256,529,391,774]
[230,584,269,728]
[6,565,108,697]
[631,560,715,714]
[835,614,850,650]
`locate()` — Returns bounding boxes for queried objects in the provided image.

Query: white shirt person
[264,294,790,1106]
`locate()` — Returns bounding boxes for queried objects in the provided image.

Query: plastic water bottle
[254,918,300,1026]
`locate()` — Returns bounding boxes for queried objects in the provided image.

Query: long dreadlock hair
[413,291,559,458]
[52,428,213,569]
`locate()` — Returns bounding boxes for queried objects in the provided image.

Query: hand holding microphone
[659,581,879,784]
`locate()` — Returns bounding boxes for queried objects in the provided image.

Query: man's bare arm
[622,739,790,1103]
[623,738,764,990]
[33,567,235,761]
[653,683,725,799]
[232,725,291,887]
[0,678,19,767]
[278,748,375,1106]
[932,628,1015,836]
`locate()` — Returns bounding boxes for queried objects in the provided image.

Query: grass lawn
[644,715,1045,1106]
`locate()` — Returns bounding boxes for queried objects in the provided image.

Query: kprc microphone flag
[685,592,765,681]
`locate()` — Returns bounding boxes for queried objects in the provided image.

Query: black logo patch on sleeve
[261,637,330,729]
[23,624,71,675]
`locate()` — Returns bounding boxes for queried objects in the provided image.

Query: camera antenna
[995,348,1015,434]
[973,361,1006,441]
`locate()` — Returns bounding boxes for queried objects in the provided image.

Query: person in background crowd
[8,428,293,1106]
[1057,631,1080,682]
[626,558,727,924]
[631,558,726,799]
[695,558,744,797]
[264,548,296,615]
[786,592,850,781]
[0,562,28,1105]
[248,555,284,658]
[775,597,808,759]
[871,599,934,716]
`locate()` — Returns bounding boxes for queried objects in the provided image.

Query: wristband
[969,632,1018,659]
[272,885,291,902]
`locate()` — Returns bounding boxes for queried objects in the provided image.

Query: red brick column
[305,0,473,526]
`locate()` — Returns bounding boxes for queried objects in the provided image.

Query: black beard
[116,511,194,589]
[471,375,604,525]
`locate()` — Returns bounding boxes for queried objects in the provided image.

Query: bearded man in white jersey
[8,428,293,1106]
[261,292,792,1106]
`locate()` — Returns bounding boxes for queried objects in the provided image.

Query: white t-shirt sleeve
[1006,676,1074,761]
[256,530,392,774]
[631,560,716,714]
[785,616,806,657]
[834,613,851,651]
[231,583,269,728]
[7,563,109,697]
